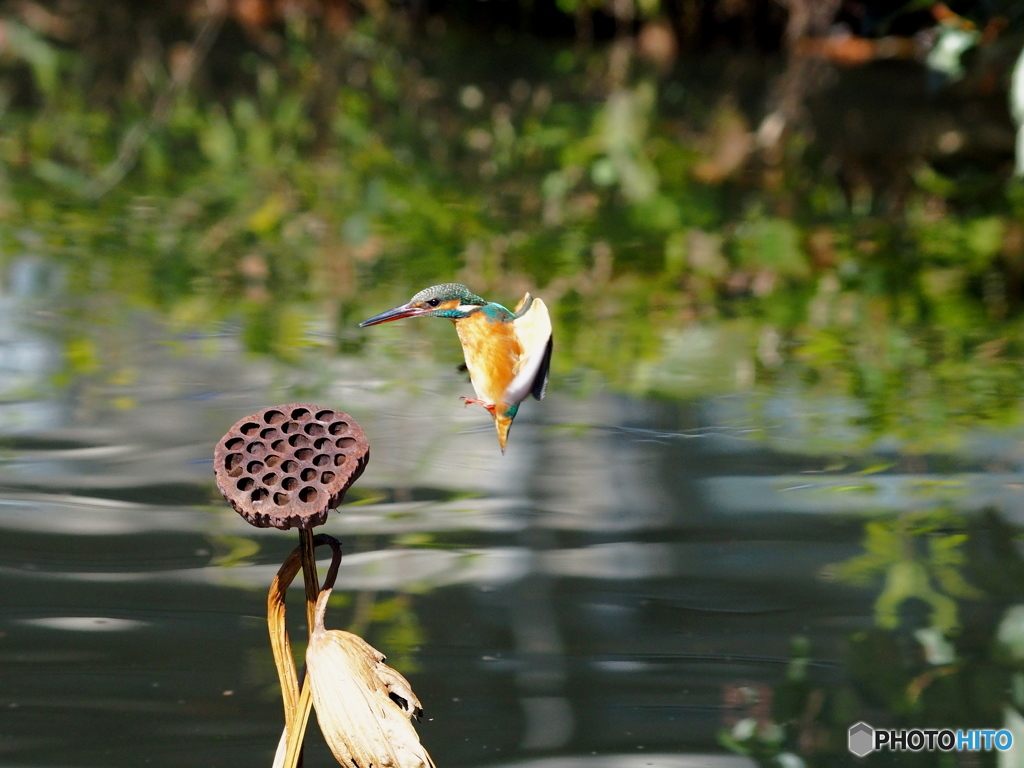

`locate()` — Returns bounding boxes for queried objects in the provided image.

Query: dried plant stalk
[268,534,342,768]
[275,683,314,768]
[307,588,435,768]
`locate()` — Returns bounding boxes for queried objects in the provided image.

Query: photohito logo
[848,722,1013,756]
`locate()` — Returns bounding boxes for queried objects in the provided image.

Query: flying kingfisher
[360,283,553,452]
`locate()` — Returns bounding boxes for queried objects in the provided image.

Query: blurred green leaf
[734,215,807,278]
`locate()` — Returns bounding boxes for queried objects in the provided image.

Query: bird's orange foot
[460,396,496,416]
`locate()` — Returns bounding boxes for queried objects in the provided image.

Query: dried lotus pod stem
[269,535,344,768]
[299,529,318,639]
[268,535,343,727]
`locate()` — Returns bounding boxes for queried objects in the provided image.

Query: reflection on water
[2,256,1024,768]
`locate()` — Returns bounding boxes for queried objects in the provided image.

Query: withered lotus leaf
[306,589,434,768]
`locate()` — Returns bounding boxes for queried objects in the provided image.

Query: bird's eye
[427,298,440,307]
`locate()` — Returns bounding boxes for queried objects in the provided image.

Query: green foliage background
[2,1,1024,450]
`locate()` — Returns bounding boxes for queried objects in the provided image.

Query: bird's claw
[460,396,496,415]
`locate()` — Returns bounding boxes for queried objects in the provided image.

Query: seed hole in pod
[263,473,279,486]
[263,410,285,425]
[260,427,278,439]
[312,454,330,467]
[265,455,281,468]
[281,460,298,473]
[301,468,316,482]
[251,488,268,503]
[239,422,260,436]
[236,477,255,491]
[335,437,356,449]
[299,487,318,503]
[281,421,296,434]
[320,471,336,485]
[271,439,286,452]
[224,453,243,470]
[274,492,289,506]
[291,407,311,421]
[282,477,298,491]
[334,454,347,466]
[246,442,266,456]
[328,421,349,435]
[315,410,334,422]
[288,434,310,448]
[225,437,244,451]
[295,448,313,461]
[304,422,325,437]
[314,438,331,450]
[247,460,264,474]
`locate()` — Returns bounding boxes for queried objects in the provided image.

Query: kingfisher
[360,283,552,452]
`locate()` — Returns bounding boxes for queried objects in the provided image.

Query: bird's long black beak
[359,303,421,327]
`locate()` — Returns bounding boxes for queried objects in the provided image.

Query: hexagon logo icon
[849,722,875,757]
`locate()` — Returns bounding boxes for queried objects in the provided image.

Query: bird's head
[359,283,487,327]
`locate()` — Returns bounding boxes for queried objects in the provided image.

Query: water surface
[1,256,1023,768]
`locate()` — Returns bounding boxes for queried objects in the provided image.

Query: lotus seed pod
[214,404,369,530]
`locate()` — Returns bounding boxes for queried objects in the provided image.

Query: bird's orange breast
[453,312,521,411]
